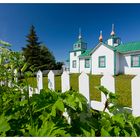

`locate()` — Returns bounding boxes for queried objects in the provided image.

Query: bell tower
[73,28,87,51]
[107,24,121,47]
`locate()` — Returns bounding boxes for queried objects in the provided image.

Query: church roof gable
[90,42,115,55]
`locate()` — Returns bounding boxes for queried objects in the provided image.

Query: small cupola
[73,28,87,51]
[107,24,121,47]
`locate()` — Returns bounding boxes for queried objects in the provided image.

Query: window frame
[131,55,140,68]
[74,52,76,56]
[85,59,90,68]
[72,60,76,68]
[98,56,106,68]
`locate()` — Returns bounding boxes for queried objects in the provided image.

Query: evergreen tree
[38,45,56,70]
[22,25,56,71]
[22,25,41,71]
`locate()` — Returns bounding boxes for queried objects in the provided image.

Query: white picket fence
[29,70,140,117]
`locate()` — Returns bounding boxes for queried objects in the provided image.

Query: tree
[55,62,64,70]
[22,25,41,71]
[38,45,56,70]
[22,25,56,71]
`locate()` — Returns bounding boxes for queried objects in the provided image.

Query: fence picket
[79,72,90,104]
[132,75,140,116]
[61,71,70,92]
[48,70,55,90]
[37,70,43,92]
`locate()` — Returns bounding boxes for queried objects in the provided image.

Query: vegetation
[115,75,134,108]
[89,74,102,102]
[22,25,62,71]
[0,80,140,136]
[0,40,138,137]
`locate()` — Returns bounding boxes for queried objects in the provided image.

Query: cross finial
[111,24,115,36]
[78,28,82,39]
[99,30,103,42]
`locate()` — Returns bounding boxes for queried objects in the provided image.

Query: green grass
[25,74,134,107]
[115,75,134,108]
[43,77,48,89]
[55,75,61,91]
[89,74,102,101]
[70,73,80,91]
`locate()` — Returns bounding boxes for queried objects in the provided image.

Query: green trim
[98,56,106,68]
[79,58,80,72]
[90,57,92,73]
[85,59,90,68]
[69,49,85,53]
[131,55,140,67]
[90,42,115,55]
[114,50,117,75]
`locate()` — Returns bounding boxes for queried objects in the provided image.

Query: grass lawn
[70,73,80,91]
[89,74,102,102]
[25,74,134,107]
[115,75,134,108]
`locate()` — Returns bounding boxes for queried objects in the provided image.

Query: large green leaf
[0,114,11,136]
[101,128,110,136]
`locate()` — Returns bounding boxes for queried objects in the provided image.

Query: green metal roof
[69,49,85,53]
[79,49,92,58]
[116,41,140,53]
[108,35,120,39]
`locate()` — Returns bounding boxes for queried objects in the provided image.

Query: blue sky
[0,4,140,62]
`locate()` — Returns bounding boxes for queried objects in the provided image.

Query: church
[69,25,140,75]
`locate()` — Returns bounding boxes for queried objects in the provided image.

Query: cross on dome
[78,28,82,39]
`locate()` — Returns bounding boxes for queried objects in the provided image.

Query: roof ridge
[120,41,140,45]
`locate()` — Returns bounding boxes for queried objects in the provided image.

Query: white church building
[69,25,140,75]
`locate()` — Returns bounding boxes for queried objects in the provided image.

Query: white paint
[79,72,90,103]
[91,101,104,111]
[69,51,82,73]
[61,71,70,92]
[91,44,114,75]
[63,108,71,124]
[79,58,91,73]
[48,70,55,90]
[107,38,120,47]
[132,75,140,116]
[119,52,140,75]
[29,86,33,97]
[101,74,115,104]
[14,69,18,83]
[116,52,120,75]
[8,80,12,87]
[37,70,43,92]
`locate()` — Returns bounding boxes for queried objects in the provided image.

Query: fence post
[29,86,33,97]
[132,75,140,116]
[37,70,43,93]
[101,74,115,104]
[79,72,90,104]
[48,70,55,90]
[61,71,70,92]
[14,69,18,83]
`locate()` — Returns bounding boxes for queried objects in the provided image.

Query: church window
[72,60,76,68]
[74,52,76,56]
[85,59,90,68]
[131,55,140,67]
[99,56,106,68]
